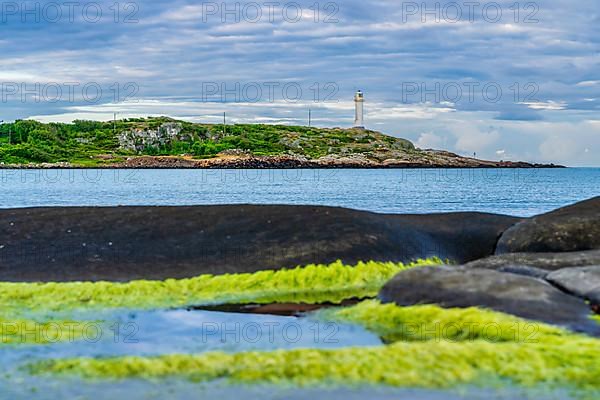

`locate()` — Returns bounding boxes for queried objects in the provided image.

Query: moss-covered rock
[0,259,441,315]
[324,300,569,343]
[378,266,599,334]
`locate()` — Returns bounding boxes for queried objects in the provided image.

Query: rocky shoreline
[379,196,600,335]
[0,153,564,169]
[1,196,599,397]
[1,196,598,335]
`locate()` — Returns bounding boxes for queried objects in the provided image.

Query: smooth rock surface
[496,197,600,254]
[546,266,600,306]
[493,265,550,279]
[464,250,600,271]
[0,206,519,282]
[379,266,599,335]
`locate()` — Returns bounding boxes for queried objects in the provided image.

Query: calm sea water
[1,168,599,216]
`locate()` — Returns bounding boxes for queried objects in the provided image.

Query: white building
[354,90,364,128]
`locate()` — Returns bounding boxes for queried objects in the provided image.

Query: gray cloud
[0,0,598,165]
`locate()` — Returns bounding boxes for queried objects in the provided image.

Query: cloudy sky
[1,0,598,165]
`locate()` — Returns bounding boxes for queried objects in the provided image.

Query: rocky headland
[0,118,562,168]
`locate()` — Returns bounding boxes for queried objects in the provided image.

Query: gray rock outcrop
[496,197,600,254]
[379,266,599,335]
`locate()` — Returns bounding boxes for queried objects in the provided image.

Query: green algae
[26,301,600,394]
[0,259,441,347]
[0,319,89,345]
[0,259,441,316]
[323,300,569,343]
[12,258,600,390]
[28,337,600,391]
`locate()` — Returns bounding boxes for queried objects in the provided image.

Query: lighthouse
[354,90,364,128]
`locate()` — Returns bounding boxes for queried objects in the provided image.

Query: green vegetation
[324,300,571,343]
[0,119,120,164]
[0,259,441,316]
[0,259,440,347]
[0,318,89,345]
[9,261,600,395]
[8,259,599,392]
[27,300,600,394]
[28,333,600,392]
[0,117,415,165]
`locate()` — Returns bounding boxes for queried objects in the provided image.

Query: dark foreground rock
[379,266,599,335]
[496,197,600,254]
[546,266,600,307]
[0,206,519,282]
[464,250,600,272]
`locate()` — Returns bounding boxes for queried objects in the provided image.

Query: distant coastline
[0,155,564,169]
[0,117,564,169]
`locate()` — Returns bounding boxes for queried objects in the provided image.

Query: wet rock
[391,212,521,264]
[546,266,600,307]
[0,206,519,282]
[463,250,600,272]
[379,266,599,334]
[496,197,600,254]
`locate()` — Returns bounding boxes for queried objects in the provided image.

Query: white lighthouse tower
[354,90,364,128]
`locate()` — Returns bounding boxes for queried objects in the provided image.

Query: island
[0,117,561,168]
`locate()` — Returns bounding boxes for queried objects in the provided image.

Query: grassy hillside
[0,117,415,165]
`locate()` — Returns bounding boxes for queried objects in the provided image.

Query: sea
[1,168,598,216]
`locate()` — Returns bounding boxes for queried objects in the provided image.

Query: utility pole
[113,113,117,135]
[308,109,311,127]
[223,112,226,136]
